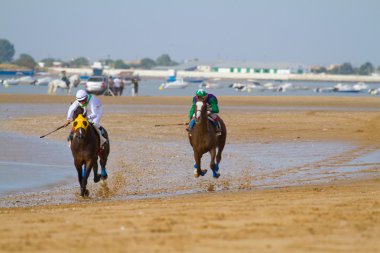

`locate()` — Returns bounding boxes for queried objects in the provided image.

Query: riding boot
[67,131,74,142]
[67,129,74,148]
[187,119,196,136]
[94,126,107,149]
[216,122,222,136]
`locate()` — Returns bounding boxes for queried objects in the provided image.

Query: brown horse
[188,100,227,178]
[70,112,110,197]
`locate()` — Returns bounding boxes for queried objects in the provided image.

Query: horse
[70,110,110,197]
[188,100,227,178]
[48,74,81,95]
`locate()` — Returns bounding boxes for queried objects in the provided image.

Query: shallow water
[2,79,380,97]
[0,103,379,207]
[0,132,74,196]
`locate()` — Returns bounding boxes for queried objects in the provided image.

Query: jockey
[187,89,222,135]
[64,90,108,148]
[60,70,70,88]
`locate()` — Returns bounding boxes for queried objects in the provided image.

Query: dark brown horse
[70,112,110,197]
[188,100,227,178]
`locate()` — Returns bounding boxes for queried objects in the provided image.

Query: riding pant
[189,112,220,131]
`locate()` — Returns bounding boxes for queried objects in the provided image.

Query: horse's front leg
[80,160,92,197]
[209,148,220,178]
[74,160,83,191]
[193,152,207,178]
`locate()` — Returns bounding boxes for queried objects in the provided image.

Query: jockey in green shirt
[188,89,222,135]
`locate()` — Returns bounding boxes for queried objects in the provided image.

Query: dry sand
[0,94,379,253]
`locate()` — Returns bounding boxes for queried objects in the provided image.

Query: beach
[0,94,379,253]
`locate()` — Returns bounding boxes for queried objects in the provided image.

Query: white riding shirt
[67,95,103,128]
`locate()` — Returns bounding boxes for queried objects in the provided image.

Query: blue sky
[0,0,379,66]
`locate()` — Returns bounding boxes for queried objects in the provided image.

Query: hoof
[101,168,108,180]
[213,164,220,178]
[94,174,101,183]
[81,189,90,197]
[194,168,207,178]
[212,171,220,178]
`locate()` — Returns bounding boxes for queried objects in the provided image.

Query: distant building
[52,61,62,68]
[155,61,308,74]
[210,62,308,75]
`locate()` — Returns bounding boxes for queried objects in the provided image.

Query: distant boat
[3,78,20,86]
[315,82,368,93]
[34,77,52,86]
[184,77,204,83]
[2,76,35,86]
[334,83,367,93]
[368,88,379,95]
[198,81,223,89]
[229,81,263,92]
[17,76,37,85]
[159,78,189,89]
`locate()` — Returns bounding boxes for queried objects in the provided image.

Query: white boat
[333,83,366,93]
[35,77,52,86]
[230,81,263,92]
[17,76,37,85]
[159,78,189,89]
[3,78,20,86]
[198,81,223,89]
[314,87,335,93]
[368,88,380,95]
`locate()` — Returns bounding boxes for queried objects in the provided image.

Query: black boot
[67,132,74,142]
[216,122,222,136]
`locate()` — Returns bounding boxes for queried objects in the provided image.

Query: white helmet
[76,90,88,102]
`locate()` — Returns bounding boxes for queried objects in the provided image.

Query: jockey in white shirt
[64,89,107,148]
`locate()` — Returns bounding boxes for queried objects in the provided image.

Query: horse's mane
[73,106,85,119]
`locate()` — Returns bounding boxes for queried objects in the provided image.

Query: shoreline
[1,93,380,107]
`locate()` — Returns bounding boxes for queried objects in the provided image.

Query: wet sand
[0,94,379,252]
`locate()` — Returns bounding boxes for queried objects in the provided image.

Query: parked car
[84,75,108,95]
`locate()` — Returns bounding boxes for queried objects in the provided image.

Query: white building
[209,62,308,75]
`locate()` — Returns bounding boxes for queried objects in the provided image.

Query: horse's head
[72,114,89,140]
[195,100,208,123]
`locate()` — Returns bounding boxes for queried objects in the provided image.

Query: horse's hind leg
[92,158,101,183]
[216,138,226,165]
[209,148,220,178]
[99,156,108,180]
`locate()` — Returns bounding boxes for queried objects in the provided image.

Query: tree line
[1,38,379,75]
[311,62,378,76]
[0,38,178,70]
